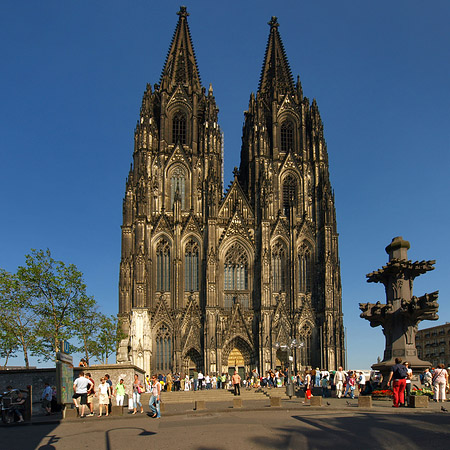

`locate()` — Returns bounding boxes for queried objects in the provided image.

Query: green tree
[17,249,90,361]
[0,270,39,368]
[73,294,100,365]
[90,314,127,364]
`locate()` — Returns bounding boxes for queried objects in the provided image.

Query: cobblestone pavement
[1,398,449,450]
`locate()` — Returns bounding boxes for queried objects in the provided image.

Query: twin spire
[160,8,295,98]
[160,6,202,91]
[258,16,295,97]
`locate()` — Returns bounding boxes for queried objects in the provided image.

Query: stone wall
[0,364,145,413]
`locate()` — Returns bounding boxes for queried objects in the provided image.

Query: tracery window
[299,247,312,293]
[299,323,312,367]
[172,112,187,145]
[282,174,297,217]
[280,120,294,152]
[272,241,287,292]
[156,239,171,292]
[185,240,199,292]
[224,242,249,309]
[170,167,186,210]
[155,324,172,372]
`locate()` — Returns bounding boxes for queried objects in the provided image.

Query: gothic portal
[117,7,345,376]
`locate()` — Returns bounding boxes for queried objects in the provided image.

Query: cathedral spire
[160,6,202,92]
[258,16,295,98]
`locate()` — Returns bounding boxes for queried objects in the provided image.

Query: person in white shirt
[72,371,93,418]
[333,367,346,398]
[404,362,413,406]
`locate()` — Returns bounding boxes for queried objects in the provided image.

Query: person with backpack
[387,357,408,407]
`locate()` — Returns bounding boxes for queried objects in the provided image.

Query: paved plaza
[1,395,449,450]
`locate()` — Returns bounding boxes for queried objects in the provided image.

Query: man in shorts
[72,371,93,418]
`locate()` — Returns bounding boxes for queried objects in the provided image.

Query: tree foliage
[0,249,125,366]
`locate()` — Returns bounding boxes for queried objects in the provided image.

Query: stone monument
[359,237,439,381]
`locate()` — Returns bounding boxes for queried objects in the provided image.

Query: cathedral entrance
[227,348,246,379]
[183,348,202,377]
[276,349,288,370]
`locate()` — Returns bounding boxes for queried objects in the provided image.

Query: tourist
[387,357,408,407]
[357,371,366,395]
[198,371,204,390]
[115,379,126,406]
[232,371,241,396]
[404,362,413,406]
[423,368,432,388]
[321,374,329,398]
[193,370,198,391]
[97,377,111,417]
[41,382,52,416]
[173,373,180,391]
[303,370,312,402]
[79,359,87,367]
[145,375,151,393]
[432,364,448,402]
[334,367,345,398]
[184,374,191,391]
[149,374,161,418]
[86,373,95,416]
[132,374,144,414]
[166,372,173,392]
[104,374,113,414]
[72,371,93,418]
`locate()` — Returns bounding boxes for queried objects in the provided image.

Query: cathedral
[117,7,345,377]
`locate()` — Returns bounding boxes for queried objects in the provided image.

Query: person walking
[387,357,408,407]
[404,362,413,406]
[97,377,111,417]
[72,371,93,418]
[41,382,53,416]
[334,367,345,398]
[115,379,126,406]
[132,374,144,414]
[149,374,162,418]
[232,371,241,396]
[432,364,448,402]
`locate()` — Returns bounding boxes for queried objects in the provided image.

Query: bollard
[358,396,372,408]
[111,405,123,416]
[310,396,322,406]
[194,400,206,410]
[409,395,428,408]
[270,396,281,407]
[233,398,243,408]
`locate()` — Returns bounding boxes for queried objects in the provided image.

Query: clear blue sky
[1,0,449,369]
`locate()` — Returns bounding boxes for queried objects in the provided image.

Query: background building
[117,8,345,377]
[416,323,450,368]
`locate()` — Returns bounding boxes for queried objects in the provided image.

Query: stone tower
[117,8,345,376]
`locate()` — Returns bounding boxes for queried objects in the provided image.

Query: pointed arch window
[185,239,199,292]
[272,241,287,292]
[224,242,249,309]
[155,324,172,372]
[172,111,187,145]
[299,247,312,293]
[299,323,312,367]
[281,120,294,152]
[283,174,297,217]
[171,167,186,210]
[156,239,171,292]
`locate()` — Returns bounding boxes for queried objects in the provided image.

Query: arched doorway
[276,348,288,370]
[183,348,202,378]
[223,337,253,380]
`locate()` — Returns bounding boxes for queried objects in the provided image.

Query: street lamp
[275,338,304,399]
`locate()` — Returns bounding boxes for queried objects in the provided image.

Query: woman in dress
[132,374,144,414]
[97,377,111,417]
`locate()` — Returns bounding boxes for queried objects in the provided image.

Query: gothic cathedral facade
[117,7,345,376]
